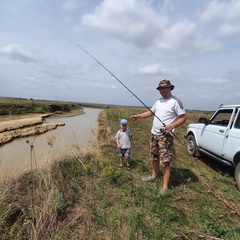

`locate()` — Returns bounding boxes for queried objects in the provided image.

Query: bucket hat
[156,79,174,90]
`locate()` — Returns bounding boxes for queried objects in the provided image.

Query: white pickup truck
[185,104,240,190]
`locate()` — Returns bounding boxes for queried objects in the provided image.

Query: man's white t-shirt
[151,96,185,135]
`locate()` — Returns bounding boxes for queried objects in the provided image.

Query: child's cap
[120,119,128,125]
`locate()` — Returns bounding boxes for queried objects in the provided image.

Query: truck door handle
[219,130,224,133]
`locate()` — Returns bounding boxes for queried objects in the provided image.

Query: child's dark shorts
[149,134,173,167]
[119,148,130,158]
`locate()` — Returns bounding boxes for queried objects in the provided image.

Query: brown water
[0,108,102,180]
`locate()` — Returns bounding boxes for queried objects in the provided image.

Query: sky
[1,0,240,111]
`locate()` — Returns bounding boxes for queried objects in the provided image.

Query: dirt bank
[0,109,84,146]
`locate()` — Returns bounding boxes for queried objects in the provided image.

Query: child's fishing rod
[69,40,184,145]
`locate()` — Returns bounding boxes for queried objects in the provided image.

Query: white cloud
[161,0,176,14]
[220,24,240,36]
[132,63,180,76]
[195,77,229,84]
[94,83,117,89]
[0,44,37,63]
[199,0,226,24]
[198,94,219,99]
[62,0,80,11]
[81,0,168,47]
[80,0,221,59]
[153,21,222,59]
[199,0,240,36]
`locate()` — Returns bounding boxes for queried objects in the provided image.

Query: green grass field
[0,106,239,240]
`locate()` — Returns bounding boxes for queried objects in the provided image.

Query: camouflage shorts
[149,134,173,167]
[119,148,130,158]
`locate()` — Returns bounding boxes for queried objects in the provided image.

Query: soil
[0,109,85,146]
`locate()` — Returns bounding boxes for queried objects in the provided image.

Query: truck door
[200,109,234,156]
[222,108,240,159]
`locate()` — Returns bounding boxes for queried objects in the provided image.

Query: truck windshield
[210,109,233,127]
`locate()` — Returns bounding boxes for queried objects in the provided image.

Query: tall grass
[0,97,109,116]
[0,106,239,239]
[0,97,84,115]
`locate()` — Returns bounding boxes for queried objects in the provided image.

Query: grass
[0,96,112,115]
[0,106,240,239]
[0,97,83,115]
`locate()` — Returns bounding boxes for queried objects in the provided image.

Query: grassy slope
[0,106,240,240]
[0,97,113,115]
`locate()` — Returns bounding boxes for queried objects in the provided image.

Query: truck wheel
[234,162,240,191]
[187,135,197,156]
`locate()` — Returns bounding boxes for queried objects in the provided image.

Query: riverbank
[0,108,85,146]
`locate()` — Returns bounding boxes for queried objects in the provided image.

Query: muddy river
[0,108,102,180]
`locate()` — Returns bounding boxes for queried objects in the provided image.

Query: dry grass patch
[0,107,240,240]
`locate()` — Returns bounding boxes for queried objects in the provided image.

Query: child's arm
[115,131,121,149]
[116,137,121,149]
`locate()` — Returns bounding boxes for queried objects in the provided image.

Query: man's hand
[164,124,174,132]
[131,115,138,121]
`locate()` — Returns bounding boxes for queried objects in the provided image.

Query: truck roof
[219,104,240,108]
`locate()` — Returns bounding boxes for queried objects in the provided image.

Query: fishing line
[69,40,184,144]
[69,41,154,114]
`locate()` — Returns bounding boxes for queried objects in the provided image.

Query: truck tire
[187,134,197,156]
[234,162,240,191]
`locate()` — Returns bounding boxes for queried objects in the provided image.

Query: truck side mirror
[198,117,209,124]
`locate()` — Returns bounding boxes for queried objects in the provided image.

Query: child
[115,119,132,170]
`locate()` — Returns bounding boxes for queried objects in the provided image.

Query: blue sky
[1,0,240,111]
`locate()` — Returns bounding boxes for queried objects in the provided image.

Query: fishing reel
[160,128,168,135]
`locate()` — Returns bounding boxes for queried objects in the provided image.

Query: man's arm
[169,114,186,129]
[131,110,153,121]
[173,114,186,128]
[164,114,186,132]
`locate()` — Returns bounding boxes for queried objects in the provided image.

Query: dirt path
[0,109,84,146]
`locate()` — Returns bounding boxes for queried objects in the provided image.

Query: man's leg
[162,165,170,190]
[151,160,159,179]
[142,135,160,182]
[150,135,160,179]
[159,134,173,193]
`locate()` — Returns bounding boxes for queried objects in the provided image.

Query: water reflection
[0,108,102,180]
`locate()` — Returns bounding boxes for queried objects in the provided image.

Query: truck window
[210,109,233,127]
[234,113,240,129]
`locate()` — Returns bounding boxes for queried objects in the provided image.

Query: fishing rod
[69,40,184,144]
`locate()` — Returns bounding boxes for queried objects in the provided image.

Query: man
[131,79,186,196]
